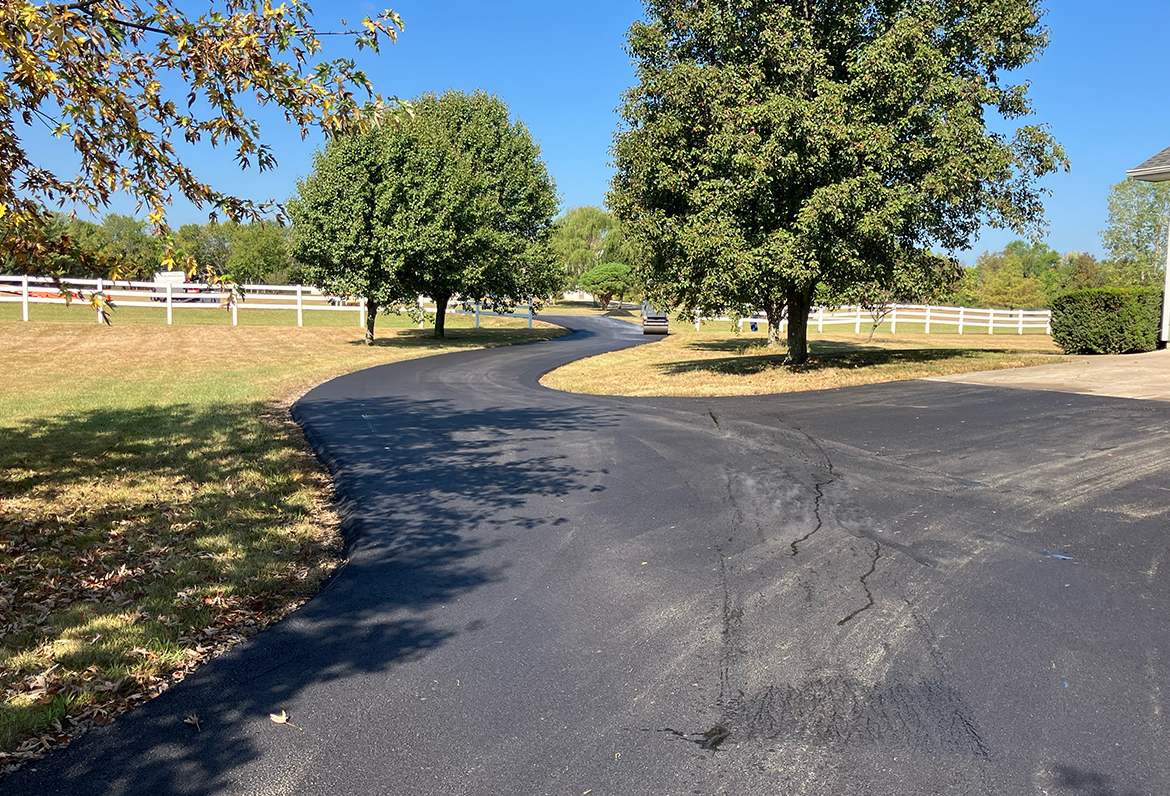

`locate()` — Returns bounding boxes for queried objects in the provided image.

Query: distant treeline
[947,240,1159,311]
[14,213,297,285]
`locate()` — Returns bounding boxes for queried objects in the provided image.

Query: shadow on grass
[0,399,345,753]
[658,341,992,377]
[4,389,614,795]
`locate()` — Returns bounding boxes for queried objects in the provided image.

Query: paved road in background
[9,316,1170,796]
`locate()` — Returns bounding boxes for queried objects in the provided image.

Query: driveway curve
[8,315,1170,796]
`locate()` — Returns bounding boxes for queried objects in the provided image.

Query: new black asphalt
[8,315,1170,795]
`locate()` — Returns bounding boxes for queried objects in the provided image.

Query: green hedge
[1049,287,1163,354]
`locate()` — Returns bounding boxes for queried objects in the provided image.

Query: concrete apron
[927,348,1170,403]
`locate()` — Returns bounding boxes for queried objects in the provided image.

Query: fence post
[1018,310,1024,335]
[527,299,533,329]
[890,303,898,335]
[231,287,238,326]
[695,309,701,332]
[95,278,104,324]
[1046,313,1051,335]
[475,301,480,329]
[988,307,994,335]
[360,297,368,330]
[817,306,824,333]
[924,305,932,335]
[21,274,29,321]
[855,305,861,334]
[166,280,173,325]
[958,306,965,335]
[296,285,304,327]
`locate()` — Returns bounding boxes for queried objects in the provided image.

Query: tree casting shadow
[5,393,615,795]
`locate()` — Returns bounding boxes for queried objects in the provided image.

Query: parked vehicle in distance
[641,302,669,335]
[0,285,82,300]
[151,270,213,303]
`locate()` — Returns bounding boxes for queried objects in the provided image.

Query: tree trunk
[432,292,450,338]
[364,296,377,345]
[762,296,786,348]
[785,283,815,365]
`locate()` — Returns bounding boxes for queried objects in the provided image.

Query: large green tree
[610,0,1066,362]
[551,206,614,286]
[550,206,645,289]
[1100,180,1170,287]
[289,132,400,344]
[290,90,561,343]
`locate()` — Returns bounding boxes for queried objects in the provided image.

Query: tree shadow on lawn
[350,327,565,350]
[658,340,995,377]
[3,393,613,795]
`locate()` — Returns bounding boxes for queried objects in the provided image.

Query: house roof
[1127,146,1170,182]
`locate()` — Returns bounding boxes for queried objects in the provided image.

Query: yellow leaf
[269,709,304,730]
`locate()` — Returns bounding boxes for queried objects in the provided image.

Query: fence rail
[0,275,535,328]
[702,303,1052,335]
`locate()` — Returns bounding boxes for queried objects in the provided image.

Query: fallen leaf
[269,710,303,731]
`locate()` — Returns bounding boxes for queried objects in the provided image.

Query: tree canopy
[975,250,1047,309]
[1101,179,1170,287]
[551,206,613,286]
[549,206,642,288]
[290,90,561,342]
[579,262,634,309]
[1,1,403,276]
[610,0,1067,361]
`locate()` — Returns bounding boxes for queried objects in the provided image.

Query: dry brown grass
[0,317,566,771]
[541,329,1062,397]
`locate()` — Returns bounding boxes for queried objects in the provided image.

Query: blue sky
[57,1,1170,264]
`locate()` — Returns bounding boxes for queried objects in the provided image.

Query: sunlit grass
[0,315,566,765]
[541,328,1062,397]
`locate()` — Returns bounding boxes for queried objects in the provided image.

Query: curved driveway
[9,315,1170,795]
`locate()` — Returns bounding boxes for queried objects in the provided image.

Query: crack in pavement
[717,553,742,710]
[838,542,882,626]
[789,431,839,557]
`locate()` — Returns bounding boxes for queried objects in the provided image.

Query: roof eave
[1127,166,1170,182]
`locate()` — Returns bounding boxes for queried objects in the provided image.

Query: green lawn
[0,317,566,770]
[542,328,1062,397]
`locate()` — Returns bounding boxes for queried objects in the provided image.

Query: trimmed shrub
[1049,287,1163,354]
[580,262,633,310]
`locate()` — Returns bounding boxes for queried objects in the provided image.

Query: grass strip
[541,330,1062,397]
[0,317,566,772]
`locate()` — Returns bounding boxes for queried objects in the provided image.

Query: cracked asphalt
[8,315,1170,795]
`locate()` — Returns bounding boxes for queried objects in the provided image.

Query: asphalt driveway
[7,316,1170,795]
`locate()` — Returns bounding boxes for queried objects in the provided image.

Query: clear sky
[57,1,1170,265]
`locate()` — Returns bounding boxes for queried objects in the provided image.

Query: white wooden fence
[701,303,1052,336]
[0,274,535,328]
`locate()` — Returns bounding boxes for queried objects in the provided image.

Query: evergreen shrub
[1049,287,1163,354]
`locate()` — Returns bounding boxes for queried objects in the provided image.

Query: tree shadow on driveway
[5,394,615,795]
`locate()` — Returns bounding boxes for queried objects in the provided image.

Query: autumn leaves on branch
[0,1,403,276]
